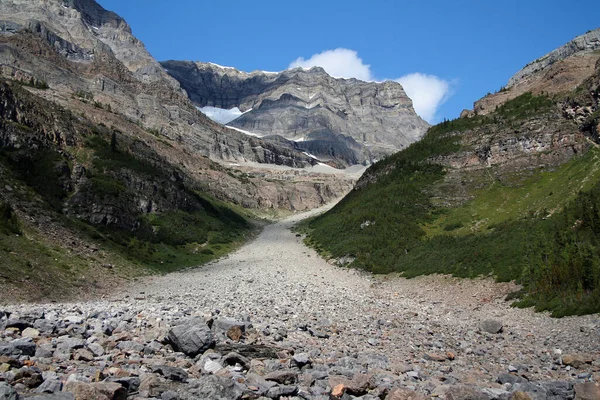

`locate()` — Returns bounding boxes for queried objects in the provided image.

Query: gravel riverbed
[1,207,599,399]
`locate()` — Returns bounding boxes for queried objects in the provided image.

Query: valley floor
[3,204,600,399]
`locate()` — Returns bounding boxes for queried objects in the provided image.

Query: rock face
[161,61,430,165]
[507,28,600,89]
[0,0,359,214]
[0,0,319,167]
[474,28,600,115]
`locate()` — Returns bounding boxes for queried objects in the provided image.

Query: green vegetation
[0,202,21,235]
[517,185,600,316]
[300,92,600,316]
[299,122,462,273]
[0,149,69,211]
[1,119,255,278]
[426,148,600,236]
[12,77,49,90]
[75,131,254,272]
[495,92,553,120]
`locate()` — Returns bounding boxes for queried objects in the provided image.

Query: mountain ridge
[161,60,430,165]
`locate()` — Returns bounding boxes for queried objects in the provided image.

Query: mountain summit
[161,61,430,165]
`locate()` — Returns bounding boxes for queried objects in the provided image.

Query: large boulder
[167,317,215,357]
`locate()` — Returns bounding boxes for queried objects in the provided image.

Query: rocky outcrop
[0,0,177,86]
[161,61,430,164]
[473,28,600,115]
[507,28,600,88]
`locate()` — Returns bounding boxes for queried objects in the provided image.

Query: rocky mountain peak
[0,0,176,87]
[67,0,128,30]
[507,27,600,88]
[162,60,429,165]
[472,27,600,115]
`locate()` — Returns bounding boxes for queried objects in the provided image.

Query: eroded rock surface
[162,61,430,165]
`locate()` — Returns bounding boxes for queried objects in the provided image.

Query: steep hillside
[161,61,430,165]
[300,39,600,316]
[0,79,257,302]
[0,0,357,212]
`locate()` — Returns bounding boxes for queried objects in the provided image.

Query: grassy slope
[0,84,259,302]
[300,92,600,316]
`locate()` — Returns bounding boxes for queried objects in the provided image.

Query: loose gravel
[1,207,599,399]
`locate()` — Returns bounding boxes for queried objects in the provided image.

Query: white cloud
[396,73,450,123]
[288,48,451,123]
[289,48,373,81]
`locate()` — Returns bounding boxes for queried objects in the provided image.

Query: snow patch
[208,62,236,70]
[227,126,263,138]
[302,151,320,160]
[197,106,250,125]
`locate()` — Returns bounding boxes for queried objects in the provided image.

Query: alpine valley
[0,0,423,300]
[0,1,599,400]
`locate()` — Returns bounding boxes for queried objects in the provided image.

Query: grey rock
[542,380,574,399]
[33,319,56,334]
[161,390,180,400]
[434,385,491,400]
[0,338,36,356]
[244,373,277,396]
[203,359,223,374]
[55,337,84,354]
[167,317,215,357]
[5,319,32,331]
[152,365,188,382]
[266,384,298,399]
[187,375,243,400]
[214,343,280,360]
[35,379,62,393]
[87,342,104,357]
[512,382,548,399]
[63,315,84,325]
[222,351,251,370]
[480,319,504,334]
[0,383,18,400]
[27,394,75,400]
[497,373,526,385]
[481,387,510,398]
[406,371,420,380]
[212,318,245,337]
[162,61,430,165]
[116,341,145,353]
[264,370,298,385]
[292,352,310,368]
[308,328,329,339]
[107,377,140,393]
[35,343,54,359]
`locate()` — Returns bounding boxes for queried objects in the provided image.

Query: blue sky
[97,0,599,124]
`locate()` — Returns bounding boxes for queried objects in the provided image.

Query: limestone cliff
[161,61,430,165]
